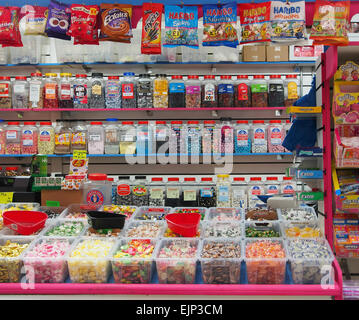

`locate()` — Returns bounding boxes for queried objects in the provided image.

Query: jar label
[167,187,179,199]
[223,128,233,143]
[287,81,298,99]
[74,84,88,104]
[22,130,34,146]
[40,130,51,142]
[91,84,102,96]
[29,83,41,102]
[137,131,148,141]
[45,83,56,100]
[218,186,229,202]
[186,85,200,95]
[86,189,105,206]
[89,134,101,142]
[204,83,215,101]
[236,129,249,146]
[218,84,234,94]
[184,189,196,201]
[282,184,295,194]
[122,83,134,99]
[6,130,17,140]
[254,128,265,144]
[251,84,267,93]
[117,184,131,196]
[138,81,152,95]
[156,129,167,141]
[60,84,71,100]
[0,83,9,97]
[270,127,282,145]
[55,133,70,146]
[133,185,147,196]
[106,81,120,97]
[267,185,279,194]
[200,187,213,198]
[150,188,164,199]
[72,132,86,145]
[237,83,249,101]
[14,84,25,94]
[121,134,135,142]
[233,189,245,198]
[105,129,118,143]
[169,83,185,93]
[251,186,262,195]
[269,83,284,93]
[154,80,168,95]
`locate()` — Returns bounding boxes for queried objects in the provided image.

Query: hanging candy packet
[67,4,100,45]
[239,2,271,44]
[0,6,23,47]
[310,0,350,46]
[45,0,71,41]
[20,5,48,36]
[141,3,163,55]
[99,3,133,43]
[270,0,306,42]
[202,2,239,48]
[164,5,199,48]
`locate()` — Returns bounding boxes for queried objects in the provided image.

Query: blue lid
[106,118,118,122]
[0,120,4,122]
[124,72,135,77]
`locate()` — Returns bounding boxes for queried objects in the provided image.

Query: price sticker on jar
[73,150,87,160]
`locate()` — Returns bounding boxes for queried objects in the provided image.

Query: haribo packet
[45,0,71,40]
[99,3,133,43]
[310,0,350,46]
[20,5,48,36]
[239,2,271,43]
[164,5,199,48]
[270,0,306,42]
[0,6,23,47]
[202,2,239,48]
[141,2,163,54]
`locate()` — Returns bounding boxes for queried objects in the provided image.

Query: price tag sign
[73,150,87,160]
[0,192,13,204]
[46,200,60,207]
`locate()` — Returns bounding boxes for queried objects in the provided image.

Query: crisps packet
[202,2,239,48]
[310,0,350,46]
[67,4,100,45]
[45,0,71,41]
[0,6,23,47]
[141,3,163,55]
[20,5,48,36]
[270,0,306,42]
[164,5,199,48]
[99,3,133,43]
[239,2,271,44]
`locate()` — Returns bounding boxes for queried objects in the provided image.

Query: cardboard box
[266,45,289,62]
[242,45,266,62]
[41,189,83,207]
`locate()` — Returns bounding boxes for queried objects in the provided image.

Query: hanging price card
[0,192,13,204]
[73,150,87,160]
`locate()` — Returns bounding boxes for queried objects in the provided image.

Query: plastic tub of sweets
[84,224,123,238]
[199,238,243,284]
[101,205,138,221]
[0,237,34,283]
[111,238,158,284]
[155,238,199,284]
[2,211,48,236]
[171,207,208,221]
[132,206,172,221]
[283,221,322,238]
[39,206,66,219]
[1,202,40,218]
[86,211,126,230]
[165,212,201,237]
[162,221,204,238]
[67,237,116,283]
[245,238,287,284]
[203,221,243,239]
[60,204,101,220]
[206,207,243,222]
[244,221,283,239]
[278,205,318,223]
[124,221,166,238]
[245,207,279,221]
[23,237,75,283]
[42,219,87,238]
[287,238,335,285]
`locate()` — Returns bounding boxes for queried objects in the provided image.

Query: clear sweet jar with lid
[83,173,112,206]
[58,73,73,109]
[5,121,21,155]
[43,73,59,109]
[88,121,105,154]
[216,174,231,207]
[12,76,29,109]
[71,122,87,152]
[181,177,198,207]
[29,72,44,109]
[104,118,119,154]
[149,177,165,206]
[54,122,72,154]
[73,74,89,109]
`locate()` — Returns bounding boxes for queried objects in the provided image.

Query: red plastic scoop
[2,211,48,235]
[165,213,201,237]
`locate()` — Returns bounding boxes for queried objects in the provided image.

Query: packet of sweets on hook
[141,2,163,55]
[270,0,306,42]
[164,5,199,48]
[0,6,23,47]
[310,0,350,46]
[20,5,48,36]
[239,2,271,44]
[202,2,239,48]
[45,0,71,41]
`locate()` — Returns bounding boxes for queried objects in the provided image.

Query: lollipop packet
[164,5,199,48]
[202,2,239,48]
[45,0,71,40]
[0,6,23,47]
[270,0,306,42]
[20,5,48,36]
[239,2,271,44]
[310,0,350,46]
[141,2,163,54]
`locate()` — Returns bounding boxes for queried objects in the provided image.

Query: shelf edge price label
[73,150,87,160]
[0,192,13,204]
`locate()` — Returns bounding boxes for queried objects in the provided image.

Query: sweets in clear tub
[1,202,40,218]
[156,239,198,284]
[204,222,241,238]
[284,222,321,238]
[44,221,85,237]
[163,223,202,238]
[111,239,156,284]
[207,208,241,222]
[133,207,171,221]
[200,240,241,284]
[23,238,72,283]
[172,208,206,220]
[63,204,99,219]
[68,238,115,283]
[85,226,122,238]
[280,208,316,222]
[245,222,282,238]
[125,222,163,238]
[245,208,278,221]
[103,205,136,220]
[287,239,334,284]
[39,206,66,219]
[0,239,30,282]
[245,239,286,284]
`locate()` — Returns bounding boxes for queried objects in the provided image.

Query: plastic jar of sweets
[234,75,251,108]
[21,121,38,154]
[0,77,11,109]
[169,75,185,108]
[104,118,119,154]
[54,122,72,154]
[88,121,105,154]
[43,73,58,109]
[153,74,168,108]
[201,75,217,108]
[58,73,73,109]
[71,122,87,152]
[251,75,268,108]
[12,76,29,109]
[284,75,300,107]
[218,75,234,108]
[5,121,21,155]
[89,73,105,109]
[165,177,181,207]
[185,75,201,108]
[137,74,153,109]
[38,121,55,154]
[73,74,89,109]
[105,76,121,109]
[268,75,284,107]
[29,72,44,109]
[216,174,231,207]
[83,173,111,206]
